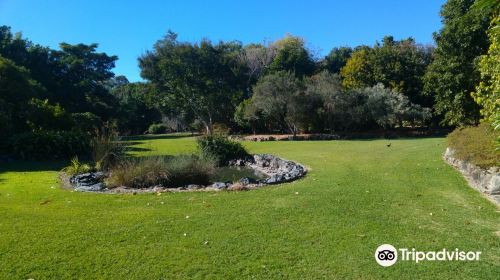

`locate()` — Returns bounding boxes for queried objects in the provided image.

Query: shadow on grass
[122,133,198,141]
[0,160,67,173]
[126,146,152,153]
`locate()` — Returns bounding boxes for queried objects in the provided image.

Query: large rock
[444,147,500,198]
[75,183,106,192]
[250,154,306,184]
[211,182,229,190]
[70,172,107,192]
[238,177,258,185]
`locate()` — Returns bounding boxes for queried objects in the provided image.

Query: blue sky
[0,0,445,82]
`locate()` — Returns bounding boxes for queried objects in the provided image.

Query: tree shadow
[125,146,152,153]
[122,133,199,141]
[0,160,67,173]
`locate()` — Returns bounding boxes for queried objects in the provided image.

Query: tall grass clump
[447,123,500,168]
[91,124,125,171]
[196,134,249,166]
[61,156,92,176]
[106,155,216,188]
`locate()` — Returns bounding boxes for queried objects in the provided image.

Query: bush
[62,156,92,176]
[212,123,231,135]
[196,135,249,165]
[71,112,103,134]
[148,123,168,134]
[106,155,215,188]
[9,131,90,160]
[447,123,500,169]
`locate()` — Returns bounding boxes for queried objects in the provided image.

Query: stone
[489,175,500,194]
[238,177,257,185]
[444,147,500,205]
[211,182,228,190]
[186,184,201,190]
[75,183,105,192]
[70,172,108,191]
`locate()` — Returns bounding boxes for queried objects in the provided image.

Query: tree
[139,31,248,134]
[251,71,306,136]
[269,35,316,77]
[340,38,433,108]
[322,47,352,73]
[50,43,119,118]
[0,56,40,135]
[472,0,499,125]
[238,43,276,85]
[340,47,374,90]
[423,0,493,126]
[234,98,265,134]
[371,36,433,107]
[112,82,162,134]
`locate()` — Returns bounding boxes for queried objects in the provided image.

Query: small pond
[211,166,268,183]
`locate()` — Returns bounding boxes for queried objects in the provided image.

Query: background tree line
[0,0,498,159]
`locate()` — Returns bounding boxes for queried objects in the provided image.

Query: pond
[211,166,268,183]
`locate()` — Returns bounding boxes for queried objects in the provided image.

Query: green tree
[0,56,40,134]
[322,47,352,73]
[371,36,433,107]
[269,35,316,77]
[472,0,499,125]
[50,43,118,118]
[423,0,493,126]
[340,47,374,90]
[341,38,433,107]
[234,98,265,134]
[251,71,308,136]
[112,82,162,134]
[139,31,248,134]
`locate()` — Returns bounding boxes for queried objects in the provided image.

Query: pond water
[211,166,268,183]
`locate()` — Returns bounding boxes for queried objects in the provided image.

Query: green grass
[0,136,499,279]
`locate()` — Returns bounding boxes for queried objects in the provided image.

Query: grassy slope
[0,136,499,279]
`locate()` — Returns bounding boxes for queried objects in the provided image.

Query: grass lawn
[0,136,499,279]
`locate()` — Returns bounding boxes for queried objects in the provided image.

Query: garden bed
[61,154,307,193]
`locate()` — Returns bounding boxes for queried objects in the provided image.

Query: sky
[0,0,446,82]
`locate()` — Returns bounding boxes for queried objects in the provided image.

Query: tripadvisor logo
[374,244,481,267]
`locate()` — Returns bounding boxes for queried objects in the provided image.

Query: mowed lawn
[0,136,499,279]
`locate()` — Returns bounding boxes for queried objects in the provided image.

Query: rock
[444,147,500,205]
[266,174,284,184]
[489,175,500,194]
[238,177,257,185]
[211,182,228,190]
[186,184,201,190]
[75,183,105,192]
[70,172,107,191]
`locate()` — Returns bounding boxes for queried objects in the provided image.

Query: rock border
[62,154,307,193]
[443,147,500,206]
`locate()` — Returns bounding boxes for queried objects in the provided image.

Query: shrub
[148,123,168,134]
[196,135,249,165]
[363,84,431,128]
[91,125,125,171]
[62,156,92,176]
[106,155,215,188]
[447,123,500,169]
[212,123,231,135]
[71,112,103,134]
[9,131,90,160]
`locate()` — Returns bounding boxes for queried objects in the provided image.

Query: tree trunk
[205,121,214,135]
